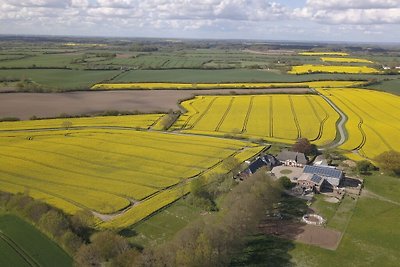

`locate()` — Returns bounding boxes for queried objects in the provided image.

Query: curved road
[312,89,348,149]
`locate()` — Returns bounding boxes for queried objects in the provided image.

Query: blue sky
[0,0,399,43]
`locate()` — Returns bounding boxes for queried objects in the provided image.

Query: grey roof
[248,158,267,174]
[303,165,343,179]
[261,155,278,166]
[310,174,323,184]
[277,150,307,164]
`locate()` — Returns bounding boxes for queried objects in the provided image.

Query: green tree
[375,150,400,176]
[222,156,241,178]
[279,176,293,189]
[356,160,376,174]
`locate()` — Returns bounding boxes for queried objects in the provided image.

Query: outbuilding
[277,150,308,167]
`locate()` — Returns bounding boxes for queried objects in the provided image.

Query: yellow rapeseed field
[288,65,380,74]
[0,125,263,226]
[173,95,340,146]
[318,88,400,159]
[0,114,163,131]
[102,145,265,228]
[320,57,374,64]
[91,81,366,90]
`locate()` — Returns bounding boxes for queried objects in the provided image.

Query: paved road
[312,89,348,149]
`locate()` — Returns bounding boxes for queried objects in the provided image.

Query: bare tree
[62,121,73,130]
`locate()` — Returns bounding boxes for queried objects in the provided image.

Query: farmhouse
[277,150,307,167]
[297,165,344,192]
[240,155,278,178]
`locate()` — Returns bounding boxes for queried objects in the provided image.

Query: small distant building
[297,165,344,192]
[277,150,307,167]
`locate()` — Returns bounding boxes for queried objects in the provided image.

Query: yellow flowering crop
[91,80,366,90]
[174,95,340,146]
[0,126,263,225]
[318,88,400,159]
[320,57,373,64]
[288,65,380,74]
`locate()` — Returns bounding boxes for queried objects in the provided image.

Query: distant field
[0,214,71,267]
[318,88,400,158]
[172,94,340,146]
[0,126,264,227]
[0,89,307,120]
[0,69,120,89]
[0,68,394,90]
[0,114,163,130]
[299,52,349,56]
[289,65,380,74]
[92,81,365,90]
[320,57,373,64]
[111,69,391,83]
[366,78,400,95]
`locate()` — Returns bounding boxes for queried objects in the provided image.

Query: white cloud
[305,0,399,10]
[295,0,400,24]
[0,0,399,42]
[3,0,71,8]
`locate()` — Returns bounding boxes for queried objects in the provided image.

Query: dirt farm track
[0,88,310,119]
[260,219,341,250]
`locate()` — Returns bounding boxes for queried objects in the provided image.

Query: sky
[0,0,399,43]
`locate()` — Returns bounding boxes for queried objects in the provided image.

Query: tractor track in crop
[288,96,302,139]
[241,96,254,134]
[307,96,329,142]
[189,97,217,130]
[269,96,274,138]
[215,97,234,132]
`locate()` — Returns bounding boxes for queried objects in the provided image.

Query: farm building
[240,155,278,178]
[277,150,307,167]
[297,165,344,192]
[297,173,325,192]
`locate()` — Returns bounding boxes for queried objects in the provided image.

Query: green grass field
[0,69,120,89]
[293,173,400,266]
[291,196,400,267]
[367,78,400,95]
[126,199,202,247]
[0,214,72,267]
[113,69,392,83]
[234,173,400,267]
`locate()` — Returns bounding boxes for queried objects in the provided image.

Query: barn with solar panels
[297,165,344,192]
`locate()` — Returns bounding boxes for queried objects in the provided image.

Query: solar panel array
[303,165,342,179]
[310,174,323,184]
